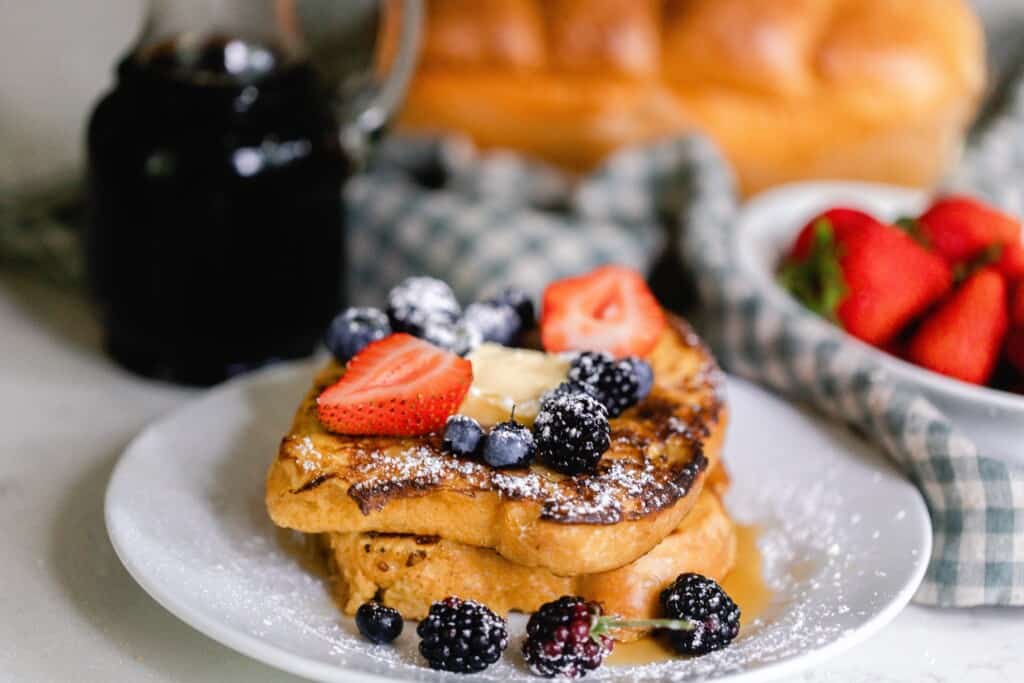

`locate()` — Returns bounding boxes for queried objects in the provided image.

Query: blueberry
[421,318,482,356]
[486,288,536,331]
[481,421,536,468]
[627,357,654,402]
[386,276,461,337]
[355,601,404,644]
[324,307,391,363]
[442,415,485,459]
[463,301,522,346]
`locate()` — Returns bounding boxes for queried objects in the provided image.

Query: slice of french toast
[322,489,737,641]
[266,316,726,576]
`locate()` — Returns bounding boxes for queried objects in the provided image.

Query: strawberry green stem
[590,615,694,643]
[777,219,847,323]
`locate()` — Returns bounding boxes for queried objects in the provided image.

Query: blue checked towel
[5,73,1024,610]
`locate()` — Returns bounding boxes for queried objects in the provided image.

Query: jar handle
[341,0,423,166]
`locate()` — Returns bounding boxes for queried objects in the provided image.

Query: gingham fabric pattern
[670,136,1024,607]
[344,136,664,305]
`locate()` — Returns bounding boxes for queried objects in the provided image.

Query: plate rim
[105,363,932,683]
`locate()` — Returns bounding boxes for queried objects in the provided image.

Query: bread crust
[323,489,737,640]
[398,0,985,193]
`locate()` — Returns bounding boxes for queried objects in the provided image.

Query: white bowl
[734,181,1024,465]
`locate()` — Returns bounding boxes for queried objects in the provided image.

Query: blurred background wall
[0,0,1022,191]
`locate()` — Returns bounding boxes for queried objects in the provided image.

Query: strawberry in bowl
[734,181,1024,464]
[779,194,1023,391]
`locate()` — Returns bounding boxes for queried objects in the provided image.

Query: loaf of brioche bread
[397,0,985,194]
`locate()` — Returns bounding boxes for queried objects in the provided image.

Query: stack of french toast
[265,266,736,644]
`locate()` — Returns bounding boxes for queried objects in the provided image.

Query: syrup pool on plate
[608,524,770,666]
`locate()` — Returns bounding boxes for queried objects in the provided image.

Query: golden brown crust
[323,489,737,640]
[266,315,726,576]
[398,0,985,194]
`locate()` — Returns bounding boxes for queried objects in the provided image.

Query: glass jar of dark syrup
[86,0,421,385]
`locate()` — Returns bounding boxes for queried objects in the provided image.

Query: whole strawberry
[781,209,952,346]
[995,242,1024,282]
[1007,282,1024,376]
[917,195,1021,265]
[908,269,1009,385]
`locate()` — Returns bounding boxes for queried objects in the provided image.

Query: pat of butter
[458,343,569,427]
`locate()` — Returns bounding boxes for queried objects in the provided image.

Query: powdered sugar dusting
[239,452,866,682]
[342,436,699,524]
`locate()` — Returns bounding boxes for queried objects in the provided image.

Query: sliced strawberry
[917,195,1022,264]
[790,208,883,260]
[316,333,472,436]
[907,269,1009,385]
[541,265,665,357]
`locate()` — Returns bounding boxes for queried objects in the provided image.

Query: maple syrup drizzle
[607,524,769,666]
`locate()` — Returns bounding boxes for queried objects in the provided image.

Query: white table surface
[2,273,1023,683]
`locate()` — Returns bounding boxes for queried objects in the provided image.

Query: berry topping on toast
[533,390,611,475]
[316,333,473,436]
[567,351,644,417]
[541,265,665,358]
[487,287,536,330]
[481,420,536,469]
[441,414,486,459]
[387,276,461,337]
[463,300,523,347]
[324,307,391,363]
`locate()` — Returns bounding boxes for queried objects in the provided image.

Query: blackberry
[659,573,741,655]
[533,391,610,475]
[487,287,536,331]
[523,596,613,678]
[324,307,391,363]
[355,601,403,644]
[481,420,535,468]
[387,276,461,337]
[416,597,508,673]
[627,357,655,402]
[463,301,522,346]
[523,592,722,678]
[442,415,485,459]
[540,381,595,405]
[567,352,641,417]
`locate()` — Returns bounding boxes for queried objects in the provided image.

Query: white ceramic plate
[735,181,1024,465]
[106,361,931,683]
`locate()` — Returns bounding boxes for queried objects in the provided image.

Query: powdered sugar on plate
[252,474,861,682]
